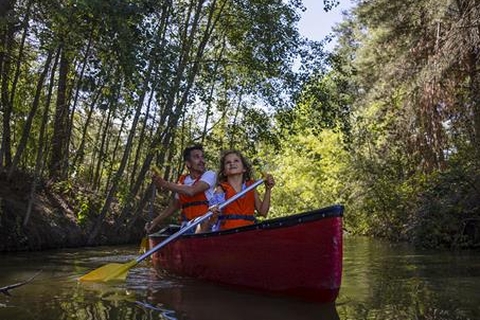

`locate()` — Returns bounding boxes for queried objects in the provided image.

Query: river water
[0,236,478,320]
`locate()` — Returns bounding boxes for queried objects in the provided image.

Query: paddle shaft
[149,182,155,219]
[136,178,264,263]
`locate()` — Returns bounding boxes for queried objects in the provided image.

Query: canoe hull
[150,205,343,303]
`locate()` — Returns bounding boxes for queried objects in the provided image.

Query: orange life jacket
[218,180,256,230]
[177,174,209,222]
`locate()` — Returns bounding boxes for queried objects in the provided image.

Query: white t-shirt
[175,170,216,201]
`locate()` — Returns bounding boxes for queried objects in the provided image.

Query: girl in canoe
[201,150,275,232]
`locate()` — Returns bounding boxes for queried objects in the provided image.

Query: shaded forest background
[1,0,479,251]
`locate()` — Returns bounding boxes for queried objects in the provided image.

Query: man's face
[186,149,206,173]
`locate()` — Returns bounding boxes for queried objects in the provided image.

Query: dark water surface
[0,237,479,320]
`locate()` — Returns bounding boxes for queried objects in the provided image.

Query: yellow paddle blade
[139,236,149,254]
[79,259,138,282]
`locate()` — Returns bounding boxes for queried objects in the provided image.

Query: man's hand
[152,174,168,189]
[145,221,155,233]
[152,166,169,189]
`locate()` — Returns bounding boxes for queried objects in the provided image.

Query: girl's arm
[254,174,275,217]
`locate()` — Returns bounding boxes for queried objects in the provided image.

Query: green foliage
[51,180,74,195]
[50,179,102,226]
[313,0,480,249]
[266,129,350,218]
[407,150,480,248]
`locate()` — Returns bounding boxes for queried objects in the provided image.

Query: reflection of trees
[337,237,478,320]
[56,282,146,320]
[0,278,150,320]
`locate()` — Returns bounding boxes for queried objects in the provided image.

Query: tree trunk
[8,50,53,178]
[66,27,94,173]
[24,47,61,227]
[71,83,104,170]
[91,108,109,190]
[229,93,243,149]
[469,49,480,158]
[103,97,126,193]
[49,46,71,180]
[0,0,15,168]
[130,81,157,187]
[200,43,225,144]
[8,0,32,123]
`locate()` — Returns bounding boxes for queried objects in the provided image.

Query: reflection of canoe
[144,278,340,320]
[149,205,344,303]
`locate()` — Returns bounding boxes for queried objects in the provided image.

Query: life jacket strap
[218,214,256,222]
[181,200,209,209]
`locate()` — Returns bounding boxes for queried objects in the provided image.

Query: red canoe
[149,204,344,303]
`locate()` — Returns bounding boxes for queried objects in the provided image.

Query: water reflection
[1,238,479,320]
[337,237,480,320]
[133,270,339,320]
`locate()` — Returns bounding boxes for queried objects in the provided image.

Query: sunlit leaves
[266,129,350,218]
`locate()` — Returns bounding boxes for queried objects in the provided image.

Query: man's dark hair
[183,144,204,161]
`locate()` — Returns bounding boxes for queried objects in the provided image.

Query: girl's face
[223,153,246,176]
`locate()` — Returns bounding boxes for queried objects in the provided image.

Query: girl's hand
[209,205,221,230]
[264,174,275,190]
[210,205,221,219]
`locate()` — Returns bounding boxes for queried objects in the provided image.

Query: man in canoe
[145,144,216,234]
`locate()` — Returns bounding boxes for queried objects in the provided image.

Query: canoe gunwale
[149,204,344,239]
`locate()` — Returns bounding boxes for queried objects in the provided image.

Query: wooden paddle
[79,178,265,282]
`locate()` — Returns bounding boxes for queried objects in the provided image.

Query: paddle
[79,178,265,282]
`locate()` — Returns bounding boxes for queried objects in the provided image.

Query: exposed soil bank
[0,171,144,252]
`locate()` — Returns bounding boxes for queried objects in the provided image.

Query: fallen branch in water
[0,270,42,296]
